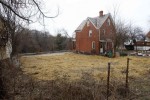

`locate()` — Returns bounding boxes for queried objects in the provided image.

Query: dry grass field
[16,52,150,99]
[20,52,150,81]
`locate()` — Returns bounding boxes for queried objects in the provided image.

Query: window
[89,30,92,37]
[102,29,105,35]
[87,20,90,27]
[107,19,110,26]
[92,41,95,49]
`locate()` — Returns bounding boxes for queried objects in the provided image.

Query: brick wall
[75,16,115,54]
[100,17,115,40]
[76,21,99,54]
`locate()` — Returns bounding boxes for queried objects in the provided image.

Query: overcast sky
[29,0,150,36]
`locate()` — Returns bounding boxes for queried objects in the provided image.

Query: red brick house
[74,11,115,55]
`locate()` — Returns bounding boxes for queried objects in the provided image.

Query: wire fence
[0,56,150,100]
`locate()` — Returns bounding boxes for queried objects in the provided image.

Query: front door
[100,42,105,54]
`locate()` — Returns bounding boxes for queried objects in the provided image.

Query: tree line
[13,28,72,54]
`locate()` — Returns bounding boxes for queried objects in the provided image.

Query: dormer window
[107,19,110,26]
[87,20,90,27]
[89,30,92,37]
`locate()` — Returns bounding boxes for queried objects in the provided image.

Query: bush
[120,52,128,56]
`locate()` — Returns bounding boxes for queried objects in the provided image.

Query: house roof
[88,13,110,29]
[146,31,150,38]
[75,13,111,32]
[75,20,86,32]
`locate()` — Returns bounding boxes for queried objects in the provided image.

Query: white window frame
[89,30,92,37]
[92,41,95,49]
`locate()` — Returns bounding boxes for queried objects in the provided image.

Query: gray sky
[29,0,150,36]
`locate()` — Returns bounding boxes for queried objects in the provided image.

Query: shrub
[120,52,128,56]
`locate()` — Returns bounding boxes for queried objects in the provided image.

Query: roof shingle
[75,13,111,31]
[88,14,110,29]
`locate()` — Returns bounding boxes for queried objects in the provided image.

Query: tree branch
[32,0,59,18]
[0,0,30,21]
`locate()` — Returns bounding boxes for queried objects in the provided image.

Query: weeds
[1,64,150,100]
[0,53,150,99]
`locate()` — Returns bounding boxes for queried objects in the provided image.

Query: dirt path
[22,52,69,57]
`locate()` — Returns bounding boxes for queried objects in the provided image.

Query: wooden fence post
[107,62,111,100]
[125,58,130,96]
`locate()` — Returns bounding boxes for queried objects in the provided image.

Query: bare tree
[12,28,56,53]
[108,4,129,55]
[0,0,59,56]
[0,0,59,22]
[0,0,59,99]
[128,23,143,40]
[109,5,145,53]
[115,20,129,49]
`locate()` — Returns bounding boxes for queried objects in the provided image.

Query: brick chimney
[99,11,103,17]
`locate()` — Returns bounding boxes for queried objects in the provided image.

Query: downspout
[99,28,100,41]
[99,28,100,54]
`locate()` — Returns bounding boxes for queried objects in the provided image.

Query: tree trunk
[0,60,7,99]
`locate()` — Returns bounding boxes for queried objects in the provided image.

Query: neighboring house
[0,20,12,60]
[146,31,150,42]
[124,31,150,51]
[74,11,115,55]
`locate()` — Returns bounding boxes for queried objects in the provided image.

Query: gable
[75,13,113,32]
[88,13,110,29]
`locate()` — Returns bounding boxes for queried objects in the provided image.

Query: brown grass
[20,52,150,81]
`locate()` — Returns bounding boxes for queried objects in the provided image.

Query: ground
[18,52,150,99]
[20,52,150,81]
